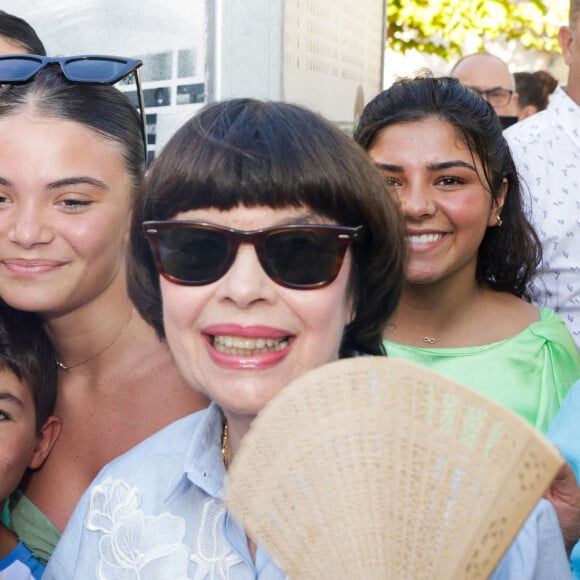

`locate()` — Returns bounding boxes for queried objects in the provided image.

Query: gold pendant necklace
[55,308,134,370]
[221,421,230,468]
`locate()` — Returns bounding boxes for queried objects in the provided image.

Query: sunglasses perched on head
[0,54,146,158]
[142,221,364,289]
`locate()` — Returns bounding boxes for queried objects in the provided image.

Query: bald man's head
[451,52,518,117]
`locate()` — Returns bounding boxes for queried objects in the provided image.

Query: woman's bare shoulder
[482,290,540,337]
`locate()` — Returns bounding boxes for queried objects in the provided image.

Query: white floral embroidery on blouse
[189,499,244,579]
[85,477,190,579]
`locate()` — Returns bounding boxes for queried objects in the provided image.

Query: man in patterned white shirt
[504,0,580,349]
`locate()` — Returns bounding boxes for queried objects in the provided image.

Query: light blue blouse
[45,403,569,579]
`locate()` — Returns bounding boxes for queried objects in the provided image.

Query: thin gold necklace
[55,308,134,370]
[421,299,477,345]
[221,421,230,468]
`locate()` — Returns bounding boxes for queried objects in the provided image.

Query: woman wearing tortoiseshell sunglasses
[47,98,570,579]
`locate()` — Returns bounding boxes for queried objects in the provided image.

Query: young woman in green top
[354,75,580,433]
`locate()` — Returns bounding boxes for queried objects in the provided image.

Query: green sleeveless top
[384,308,580,433]
[4,488,61,564]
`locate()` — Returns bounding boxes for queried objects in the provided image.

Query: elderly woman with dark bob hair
[46,98,569,578]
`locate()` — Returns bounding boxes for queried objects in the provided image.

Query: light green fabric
[384,308,580,433]
[8,489,60,565]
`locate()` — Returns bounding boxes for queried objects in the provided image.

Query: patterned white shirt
[505,86,580,348]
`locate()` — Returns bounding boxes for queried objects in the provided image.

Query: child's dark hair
[0,303,57,432]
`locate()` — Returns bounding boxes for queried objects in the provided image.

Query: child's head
[0,304,60,501]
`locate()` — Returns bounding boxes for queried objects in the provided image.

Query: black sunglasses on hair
[142,221,363,289]
[0,54,147,159]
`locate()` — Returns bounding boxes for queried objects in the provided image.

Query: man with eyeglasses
[450,51,519,128]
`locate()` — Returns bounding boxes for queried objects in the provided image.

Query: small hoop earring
[496,213,503,227]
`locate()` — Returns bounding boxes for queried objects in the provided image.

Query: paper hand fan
[225,357,564,580]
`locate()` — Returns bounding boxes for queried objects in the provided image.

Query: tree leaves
[387,0,567,59]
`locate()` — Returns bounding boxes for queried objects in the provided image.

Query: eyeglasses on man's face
[0,54,147,159]
[468,86,513,107]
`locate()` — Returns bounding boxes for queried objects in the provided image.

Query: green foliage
[387,0,568,59]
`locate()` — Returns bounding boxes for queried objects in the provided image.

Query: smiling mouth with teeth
[406,233,444,244]
[212,335,290,356]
